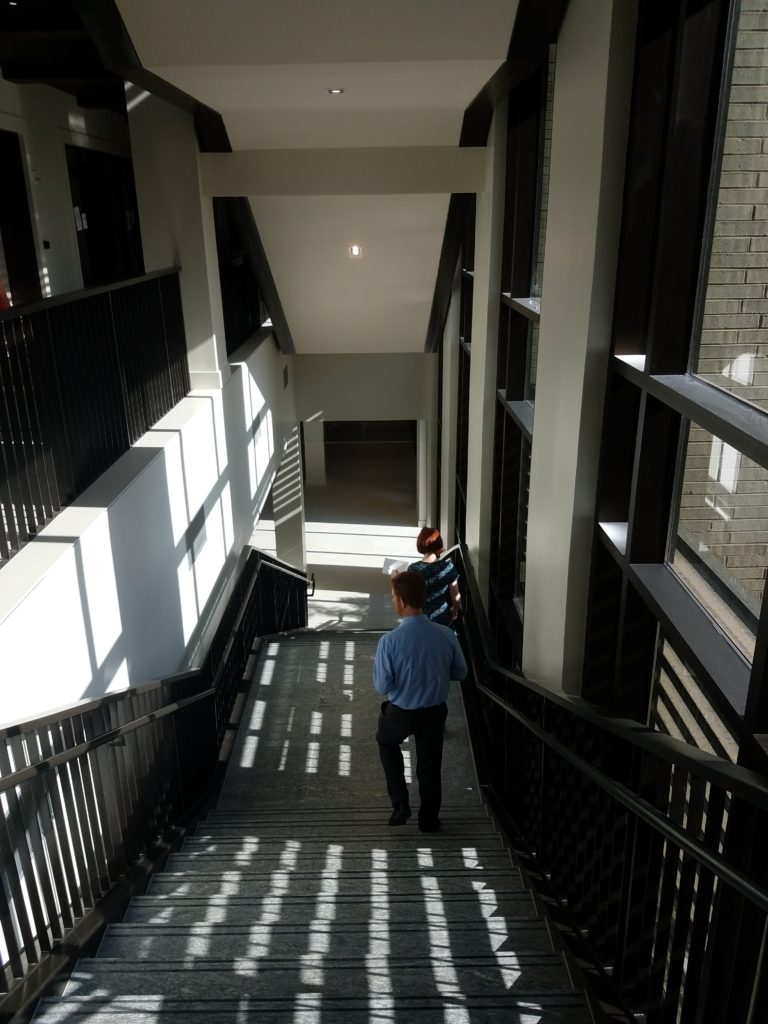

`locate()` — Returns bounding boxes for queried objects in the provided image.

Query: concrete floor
[304,439,421,631]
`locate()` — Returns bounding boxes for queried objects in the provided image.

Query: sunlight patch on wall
[79,514,122,669]
[104,658,130,693]
[177,556,199,645]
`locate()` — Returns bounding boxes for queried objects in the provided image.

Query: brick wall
[681,2,768,627]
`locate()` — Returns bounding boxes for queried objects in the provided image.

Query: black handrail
[453,541,768,1023]
[0,268,190,566]
[0,686,213,794]
[0,546,308,1010]
[458,542,768,806]
[0,268,181,322]
[475,678,768,916]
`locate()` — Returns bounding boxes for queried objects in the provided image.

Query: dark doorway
[323,420,417,488]
[319,420,417,521]
[65,145,144,288]
[0,128,41,306]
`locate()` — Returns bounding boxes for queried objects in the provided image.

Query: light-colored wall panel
[0,336,295,727]
[200,147,487,197]
[294,353,435,421]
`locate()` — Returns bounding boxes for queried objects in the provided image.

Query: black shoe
[419,818,441,833]
[388,803,411,826]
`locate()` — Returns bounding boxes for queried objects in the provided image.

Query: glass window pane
[670,421,766,661]
[694,6,768,409]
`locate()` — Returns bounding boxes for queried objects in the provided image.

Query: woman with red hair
[408,527,461,627]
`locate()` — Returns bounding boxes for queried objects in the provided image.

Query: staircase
[30,633,595,1023]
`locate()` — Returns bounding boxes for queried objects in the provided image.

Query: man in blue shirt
[373,570,468,832]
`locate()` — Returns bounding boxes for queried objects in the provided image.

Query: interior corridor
[304,423,422,632]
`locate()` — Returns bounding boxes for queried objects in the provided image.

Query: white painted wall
[522,0,637,692]
[0,75,131,296]
[0,335,295,727]
[127,90,229,388]
[200,146,487,196]
[293,353,435,421]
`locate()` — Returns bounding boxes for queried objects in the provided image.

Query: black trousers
[375,700,448,823]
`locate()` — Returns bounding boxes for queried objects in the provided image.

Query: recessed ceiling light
[349,244,363,258]
[328,88,344,95]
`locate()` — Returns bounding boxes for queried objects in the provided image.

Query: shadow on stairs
[30,632,595,1023]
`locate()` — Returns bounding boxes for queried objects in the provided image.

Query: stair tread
[192,828,499,838]
[34,993,593,1024]
[181,837,507,850]
[65,956,577,999]
[145,877,527,898]
[204,807,490,817]
[98,920,556,958]
[166,855,516,872]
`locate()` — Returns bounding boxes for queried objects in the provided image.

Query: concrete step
[192,823,499,840]
[98,920,557,959]
[180,836,507,856]
[203,805,491,821]
[124,891,541,926]
[165,851,518,875]
[64,954,576,999]
[33,993,595,1023]
[145,869,527,898]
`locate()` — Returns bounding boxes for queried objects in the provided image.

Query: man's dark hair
[392,570,426,610]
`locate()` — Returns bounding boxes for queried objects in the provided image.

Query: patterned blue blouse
[407,558,460,626]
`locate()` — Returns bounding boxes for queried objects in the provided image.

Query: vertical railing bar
[0,796,34,979]
[14,731,71,940]
[121,697,146,857]
[26,311,63,517]
[60,716,109,898]
[682,784,726,1024]
[132,691,155,838]
[636,758,682,1017]
[41,723,90,918]
[78,709,124,885]
[43,306,76,508]
[94,704,130,880]
[0,741,51,962]
[157,276,177,414]
[661,773,707,1021]
[0,323,22,559]
[107,288,134,452]
[4,318,39,544]
[12,319,48,535]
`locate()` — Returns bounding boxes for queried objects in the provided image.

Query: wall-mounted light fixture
[348,244,363,258]
[328,88,345,95]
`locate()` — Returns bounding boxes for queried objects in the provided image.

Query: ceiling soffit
[114,0,520,354]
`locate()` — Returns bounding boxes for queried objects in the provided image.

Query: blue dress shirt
[373,615,468,709]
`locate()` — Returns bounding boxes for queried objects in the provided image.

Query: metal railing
[453,543,768,1024]
[0,269,190,566]
[0,547,307,1010]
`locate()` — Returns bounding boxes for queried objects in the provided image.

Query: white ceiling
[116,0,519,354]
